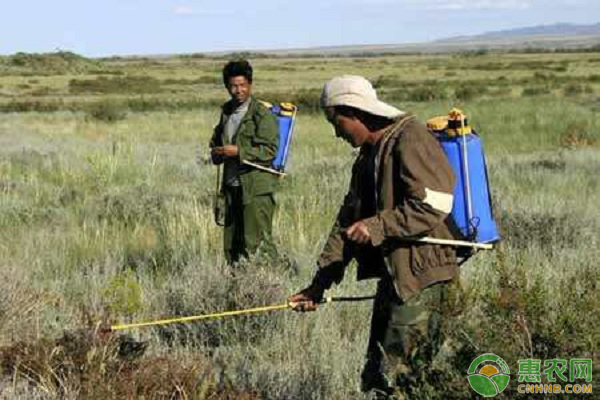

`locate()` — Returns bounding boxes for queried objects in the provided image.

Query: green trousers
[361,278,449,398]
[223,185,277,263]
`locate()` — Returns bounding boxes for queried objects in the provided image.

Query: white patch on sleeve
[423,188,453,214]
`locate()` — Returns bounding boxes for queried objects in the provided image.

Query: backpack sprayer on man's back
[427,108,500,247]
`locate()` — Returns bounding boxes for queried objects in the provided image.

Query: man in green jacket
[289,76,460,398]
[210,60,279,263]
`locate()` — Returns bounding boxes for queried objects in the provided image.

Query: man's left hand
[212,145,239,158]
[346,221,371,244]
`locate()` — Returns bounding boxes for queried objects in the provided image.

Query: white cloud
[171,5,233,16]
[438,0,531,10]
[348,0,532,9]
[172,6,196,16]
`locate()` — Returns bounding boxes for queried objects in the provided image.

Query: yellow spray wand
[110,296,374,332]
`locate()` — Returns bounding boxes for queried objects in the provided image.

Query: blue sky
[1,0,599,57]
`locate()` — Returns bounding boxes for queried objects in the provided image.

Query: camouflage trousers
[361,278,449,399]
[223,185,277,264]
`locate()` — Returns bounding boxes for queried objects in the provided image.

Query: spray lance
[109,295,375,332]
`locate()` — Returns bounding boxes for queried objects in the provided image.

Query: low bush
[587,74,600,82]
[259,88,321,113]
[86,101,127,122]
[0,326,257,399]
[454,84,489,101]
[563,83,593,97]
[384,82,450,103]
[69,75,162,94]
[559,122,597,148]
[522,86,551,96]
[497,209,590,251]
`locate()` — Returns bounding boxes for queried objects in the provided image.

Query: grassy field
[0,51,599,399]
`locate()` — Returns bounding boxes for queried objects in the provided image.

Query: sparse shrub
[220,51,270,59]
[156,257,291,349]
[533,71,556,81]
[86,100,127,122]
[89,69,125,75]
[96,187,166,227]
[260,88,321,113]
[0,99,65,112]
[101,270,143,316]
[0,96,220,113]
[454,84,488,101]
[459,49,489,57]
[490,86,512,97]
[588,74,600,82]
[0,267,52,345]
[30,85,53,96]
[563,83,593,97]
[559,122,597,148]
[179,53,206,59]
[388,82,449,102]
[371,74,404,89]
[529,158,566,171]
[522,86,551,96]
[497,209,587,251]
[0,325,256,399]
[470,62,504,71]
[260,64,298,72]
[162,76,219,85]
[69,75,162,94]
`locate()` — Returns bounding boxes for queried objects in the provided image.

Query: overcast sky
[1,0,599,57]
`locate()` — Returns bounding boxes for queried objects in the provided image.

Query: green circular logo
[467,353,510,397]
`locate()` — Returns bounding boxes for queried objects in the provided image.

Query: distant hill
[131,22,600,58]
[251,22,600,56]
[438,22,600,43]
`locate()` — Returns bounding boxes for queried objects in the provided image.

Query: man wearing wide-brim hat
[289,75,461,398]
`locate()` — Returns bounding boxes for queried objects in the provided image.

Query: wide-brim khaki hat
[320,75,404,118]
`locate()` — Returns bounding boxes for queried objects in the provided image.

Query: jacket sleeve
[362,124,456,246]
[209,116,224,165]
[238,109,279,165]
[313,170,361,289]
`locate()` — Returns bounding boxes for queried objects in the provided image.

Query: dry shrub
[69,76,161,95]
[497,209,586,251]
[86,101,127,123]
[157,256,291,349]
[0,267,53,346]
[560,122,597,148]
[528,158,566,171]
[0,325,260,399]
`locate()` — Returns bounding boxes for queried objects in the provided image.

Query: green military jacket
[315,116,460,301]
[210,96,279,204]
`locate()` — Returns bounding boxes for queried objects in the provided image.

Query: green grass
[0,52,599,399]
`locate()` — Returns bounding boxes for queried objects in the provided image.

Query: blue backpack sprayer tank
[242,102,297,176]
[428,109,500,245]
